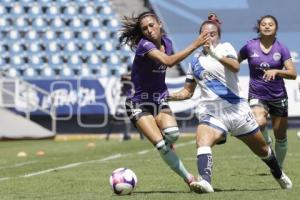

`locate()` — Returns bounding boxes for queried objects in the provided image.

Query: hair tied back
[208,13,222,25]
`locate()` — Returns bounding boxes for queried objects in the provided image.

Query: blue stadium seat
[51,17,65,31]
[63,3,78,20]
[81,41,96,56]
[10,42,24,55]
[32,17,47,31]
[0,5,8,16]
[26,29,39,41]
[87,54,102,69]
[69,18,84,30]
[41,65,55,77]
[7,67,20,78]
[67,54,83,69]
[64,41,78,56]
[87,17,102,31]
[48,54,63,68]
[0,17,11,31]
[23,66,38,77]
[45,4,60,19]
[11,3,25,17]
[59,65,75,77]
[11,55,25,69]
[28,3,43,17]
[14,17,30,31]
[28,54,43,69]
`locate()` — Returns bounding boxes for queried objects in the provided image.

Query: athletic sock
[262,128,272,146]
[275,138,287,168]
[197,146,213,183]
[261,146,282,179]
[156,140,190,180]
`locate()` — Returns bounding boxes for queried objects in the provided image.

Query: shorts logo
[132,108,142,117]
[273,52,281,61]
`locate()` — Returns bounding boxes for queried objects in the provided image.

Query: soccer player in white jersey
[168,14,292,193]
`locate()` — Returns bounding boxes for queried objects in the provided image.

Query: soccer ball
[109,168,137,195]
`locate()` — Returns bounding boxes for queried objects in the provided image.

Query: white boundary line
[0,140,194,181]
[0,161,38,170]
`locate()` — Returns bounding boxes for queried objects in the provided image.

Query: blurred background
[0,0,299,140]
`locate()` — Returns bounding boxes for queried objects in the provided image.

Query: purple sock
[197,147,213,183]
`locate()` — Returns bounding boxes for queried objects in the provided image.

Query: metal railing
[0,71,56,134]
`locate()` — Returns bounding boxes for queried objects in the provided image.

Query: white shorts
[195,101,259,140]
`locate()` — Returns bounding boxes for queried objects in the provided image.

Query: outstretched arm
[147,31,209,67]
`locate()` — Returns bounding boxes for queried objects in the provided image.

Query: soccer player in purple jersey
[169,13,292,193]
[118,11,210,189]
[238,15,297,168]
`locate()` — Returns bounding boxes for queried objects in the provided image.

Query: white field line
[0,161,38,170]
[0,140,194,181]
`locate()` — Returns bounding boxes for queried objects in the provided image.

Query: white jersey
[186,42,258,138]
[186,42,245,108]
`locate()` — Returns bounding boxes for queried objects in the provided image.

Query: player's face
[140,16,162,42]
[201,23,219,46]
[259,17,277,36]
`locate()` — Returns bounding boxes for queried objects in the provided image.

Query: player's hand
[263,69,278,81]
[207,43,223,60]
[195,31,210,47]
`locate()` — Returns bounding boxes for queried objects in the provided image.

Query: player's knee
[155,140,170,154]
[163,127,180,144]
[260,146,272,159]
[255,115,267,127]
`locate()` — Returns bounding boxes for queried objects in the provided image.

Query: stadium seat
[69,17,84,30]
[7,67,19,78]
[67,54,83,69]
[11,3,25,17]
[87,54,102,69]
[26,29,39,41]
[60,65,75,77]
[14,17,30,31]
[32,17,47,31]
[23,66,38,77]
[41,65,55,77]
[28,3,43,17]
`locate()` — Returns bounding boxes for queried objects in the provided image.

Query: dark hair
[199,13,222,37]
[119,11,161,50]
[254,15,278,33]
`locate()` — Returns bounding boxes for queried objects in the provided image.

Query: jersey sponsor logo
[250,51,259,58]
[152,64,167,73]
[273,52,281,61]
[258,62,270,71]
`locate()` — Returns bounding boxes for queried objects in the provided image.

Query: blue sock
[197,146,213,183]
[261,146,282,179]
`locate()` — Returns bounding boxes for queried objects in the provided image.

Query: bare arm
[218,57,240,73]
[146,31,209,67]
[168,81,197,101]
[263,58,297,81]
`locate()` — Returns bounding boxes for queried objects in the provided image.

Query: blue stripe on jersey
[191,56,205,80]
[205,78,242,104]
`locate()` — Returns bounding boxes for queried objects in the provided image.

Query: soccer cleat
[184,174,196,191]
[190,179,214,193]
[275,171,292,189]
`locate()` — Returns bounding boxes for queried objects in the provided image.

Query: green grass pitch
[1,129,299,200]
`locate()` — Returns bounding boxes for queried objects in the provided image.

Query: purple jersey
[130,35,173,103]
[239,38,291,100]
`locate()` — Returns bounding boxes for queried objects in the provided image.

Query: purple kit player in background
[118,11,209,189]
[238,15,297,168]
